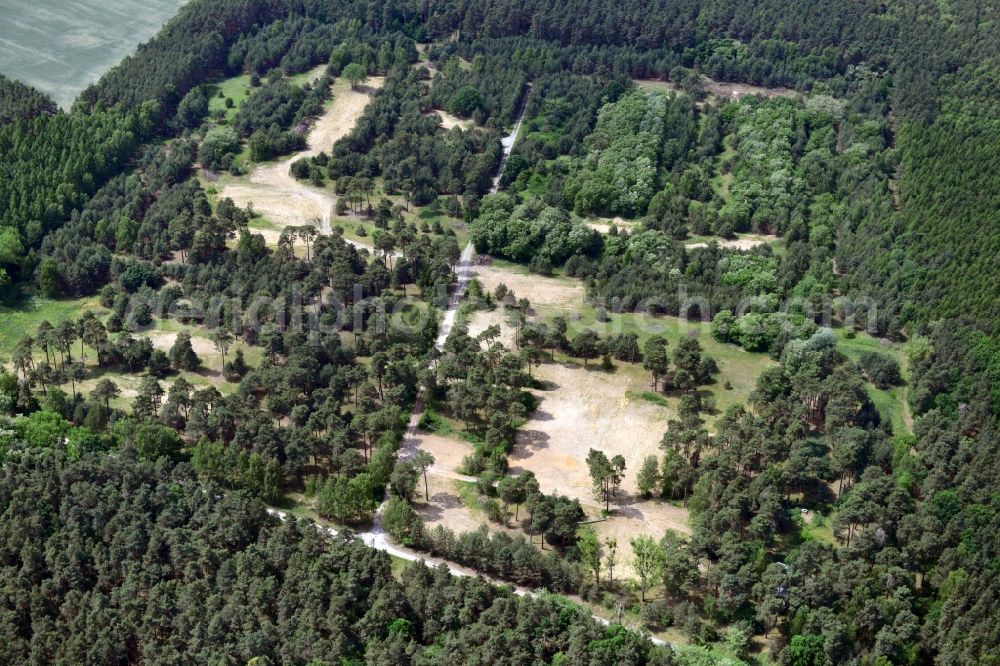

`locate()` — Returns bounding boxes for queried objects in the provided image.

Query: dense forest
[0,449,670,664]
[1,0,999,662]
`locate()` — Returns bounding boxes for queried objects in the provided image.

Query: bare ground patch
[147,330,217,356]
[510,361,691,559]
[466,307,518,349]
[469,263,585,315]
[432,109,474,131]
[702,77,796,100]
[586,216,637,235]
[686,233,779,251]
[634,76,797,102]
[510,362,673,499]
[217,77,385,235]
[412,474,487,535]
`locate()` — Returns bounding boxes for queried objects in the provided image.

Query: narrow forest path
[392,90,528,467]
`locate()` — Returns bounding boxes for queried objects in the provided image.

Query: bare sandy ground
[468,264,586,315]
[702,77,796,100]
[433,109,474,131]
[409,432,514,537]
[685,233,779,251]
[586,216,636,235]
[147,330,217,356]
[466,307,518,349]
[512,361,691,574]
[510,362,672,500]
[634,76,796,101]
[414,473,485,534]
[465,263,692,570]
[218,77,385,234]
[411,431,476,478]
[410,358,692,576]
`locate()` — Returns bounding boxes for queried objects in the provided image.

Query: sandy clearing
[685,233,779,251]
[702,77,795,100]
[590,499,693,578]
[414,474,487,534]
[306,78,385,156]
[510,362,673,500]
[464,261,692,543]
[432,109,474,131]
[409,431,500,535]
[75,376,140,401]
[508,360,691,559]
[218,77,385,234]
[411,431,476,477]
[247,225,376,255]
[469,264,585,314]
[466,307,518,349]
[147,330,217,356]
[634,76,796,101]
[586,216,636,235]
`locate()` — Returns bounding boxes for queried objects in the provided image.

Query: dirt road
[219,78,384,233]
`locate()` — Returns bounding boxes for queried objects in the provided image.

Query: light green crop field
[0,0,188,108]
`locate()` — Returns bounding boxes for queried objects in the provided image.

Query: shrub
[859,350,902,388]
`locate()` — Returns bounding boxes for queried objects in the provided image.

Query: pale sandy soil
[466,307,518,349]
[245,227,366,256]
[586,216,636,235]
[635,76,796,101]
[147,330,217,356]
[686,233,779,250]
[74,375,140,401]
[433,109,474,131]
[409,359,692,576]
[409,432,505,536]
[702,77,796,100]
[510,362,673,500]
[411,431,476,478]
[468,264,586,315]
[511,361,691,575]
[218,77,385,234]
[414,474,482,533]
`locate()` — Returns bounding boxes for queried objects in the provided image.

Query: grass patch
[793,508,837,547]
[247,215,278,232]
[208,73,253,122]
[834,328,911,433]
[453,480,485,513]
[626,390,671,407]
[0,296,105,363]
[389,554,411,580]
[287,64,328,87]
[419,406,484,445]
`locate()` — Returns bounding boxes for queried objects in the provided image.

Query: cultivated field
[0,0,186,108]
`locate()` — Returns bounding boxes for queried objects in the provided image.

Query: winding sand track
[218,78,384,233]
